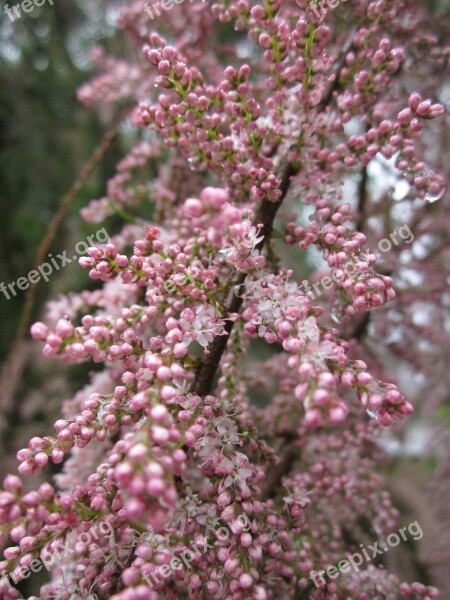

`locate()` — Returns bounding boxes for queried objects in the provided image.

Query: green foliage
[0,0,122,359]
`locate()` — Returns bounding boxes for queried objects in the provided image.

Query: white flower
[219,221,264,261]
[283,486,313,509]
[197,416,243,469]
[244,271,308,332]
[167,491,202,534]
[213,416,241,452]
[223,452,254,488]
[180,305,226,348]
[297,316,321,342]
[197,431,221,465]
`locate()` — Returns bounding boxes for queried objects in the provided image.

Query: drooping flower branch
[1,1,448,599]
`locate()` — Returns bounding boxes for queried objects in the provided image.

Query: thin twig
[260,309,372,501]
[0,104,133,422]
[356,165,368,232]
[191,25,357,398]
[190,160,296,396]
[260,432,298,501]
[316,25,357,112]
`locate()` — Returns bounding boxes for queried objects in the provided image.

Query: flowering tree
[1,1,449,599]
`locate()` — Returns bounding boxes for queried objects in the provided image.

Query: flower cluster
[1,0,448,598]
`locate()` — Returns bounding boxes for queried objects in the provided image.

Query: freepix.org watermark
[143,0,205,21]
[1,519,114,595]
[310,520,424,587]
[3,0,54,23]
[310,0,348,19]
[301,223,414,300]
[140,512,251,590]
[0,227,110,301]
[68,512,253,598]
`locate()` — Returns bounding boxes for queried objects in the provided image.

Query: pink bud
[129,443,147,460]
[51,449,64,464]
[328,405,347,424]
[353,295,367,311]
[150,404,168,421]
[224,557,239,573]
[34,452,49,467]
[252,586,269,600]
[378,412,393,427]
[30,322,49,341]
[18,460,35,475]
[369,393,383,410]
[416,100,432,117]
[151,425,169,443]
[408,92,422,112]
[79,256,95,268]
[146,478,165,496]
[156,366,172,381]
[3,475,22,493]
[397,108,412,125]
[429,103,445,118]
[356,372,373,385]
[218,491,231,507]
[304,408,322,428]
[239,573,253,589]
[124,498,145,519]
[221,505,235,522]
[183,198,203,218]
[160,385,177,401]
[200,187,229,208]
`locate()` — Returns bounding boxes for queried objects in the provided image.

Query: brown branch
[191,24,358,398]
[0,104,133,422]
[316,25,357,112]
[190,160,296,396]
[190,27,358,502]
[260,433,298,501]
[356,165,368,232]
[259,314,373,503]
[349,311,371,342]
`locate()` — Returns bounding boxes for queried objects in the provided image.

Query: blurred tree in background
[0,0,124,359]
[0,0,129,500]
